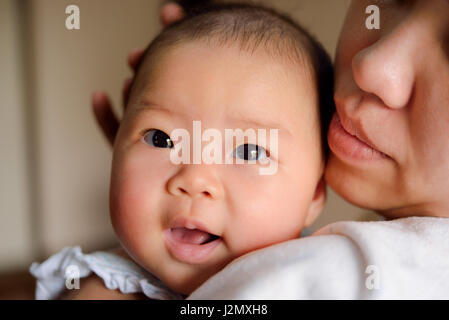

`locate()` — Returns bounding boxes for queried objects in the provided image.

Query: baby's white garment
[29,246,185,300]
[188,217,449,299]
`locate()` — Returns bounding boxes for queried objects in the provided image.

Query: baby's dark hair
[129,0,335,157]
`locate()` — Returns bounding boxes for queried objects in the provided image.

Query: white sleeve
[29,246,185,300]
[188,234,367,299]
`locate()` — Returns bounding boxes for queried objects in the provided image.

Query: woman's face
[326,0,449,217]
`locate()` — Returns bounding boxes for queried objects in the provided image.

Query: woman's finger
[92,91,120,146]
[128,2,185,69]
[127,3,185,71]
[122,77,133,109]
[160,2,185,27]
[128,49,145,71]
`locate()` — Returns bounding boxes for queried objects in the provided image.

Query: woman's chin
[324,153,396,213]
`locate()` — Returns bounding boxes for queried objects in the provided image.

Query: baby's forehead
[143,38,316,82]
[126,54,320,147]
[133,40,318,104]
[127,42,320,134]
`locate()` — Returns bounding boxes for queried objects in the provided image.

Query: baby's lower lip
[163,229,222,264]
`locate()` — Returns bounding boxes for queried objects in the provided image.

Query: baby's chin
[155,245,238,294]
[114,226,229,294]
[150,258,231,295]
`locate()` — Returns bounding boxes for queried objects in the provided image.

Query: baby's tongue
[171,227,211,245]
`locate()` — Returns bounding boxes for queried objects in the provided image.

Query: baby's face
[110,42,325,294]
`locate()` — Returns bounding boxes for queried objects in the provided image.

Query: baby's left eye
[232,144,268,161]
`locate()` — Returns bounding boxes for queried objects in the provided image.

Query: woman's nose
[351,23,416,109]
[166,165,224,200]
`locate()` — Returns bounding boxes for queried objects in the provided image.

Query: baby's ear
[304,177,326,228]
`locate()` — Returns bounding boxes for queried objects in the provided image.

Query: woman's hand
[92,2,185,146]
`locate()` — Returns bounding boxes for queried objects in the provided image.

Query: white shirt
[188,217,449,299]
[29,246,184,300]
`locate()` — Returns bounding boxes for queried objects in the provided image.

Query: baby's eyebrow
[133,100,187,117]
[228,116,292,138]
[134,100,291,137]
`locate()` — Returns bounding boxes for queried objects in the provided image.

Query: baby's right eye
[142,129,173,148]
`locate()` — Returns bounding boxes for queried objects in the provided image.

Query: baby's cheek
[226,160,318,255]
[110,182,149,253]
[228,219,302,259]
[227,193,307,257]
[110,153,166,248]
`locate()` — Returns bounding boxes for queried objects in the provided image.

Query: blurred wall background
[0,0,380,273]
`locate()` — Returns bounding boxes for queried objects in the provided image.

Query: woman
[92,0,449,298]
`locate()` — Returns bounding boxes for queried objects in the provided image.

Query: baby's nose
[166,164,224,200]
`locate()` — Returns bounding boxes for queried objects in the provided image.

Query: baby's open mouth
[170,227,221,245]
[163,226,223,264]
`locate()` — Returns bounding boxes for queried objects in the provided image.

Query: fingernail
[92,91,104,104]
[130,48,141,56]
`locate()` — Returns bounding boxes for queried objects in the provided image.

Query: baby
[30,2,334,299]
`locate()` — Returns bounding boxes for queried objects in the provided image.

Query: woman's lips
[163,228,222,264]
[328,113,386,162]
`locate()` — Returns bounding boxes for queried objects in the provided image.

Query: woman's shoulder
[313,216,449,242]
